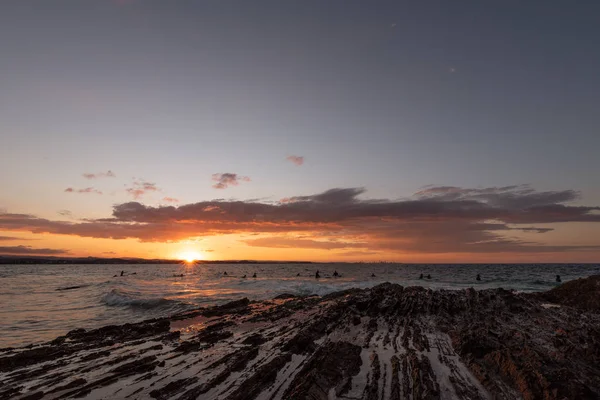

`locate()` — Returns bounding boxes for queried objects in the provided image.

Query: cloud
[338,250,379,257]
[212,173,251,189]
[244,237,365,250]
[415,184,579,209]
[126,180,159,199]
[517,227,554,233]
[1,185,600,255]
[286,156,304,166]
[0,236,30,241]
[83,170,116,179]
[162,197,179,203]
[58,210,72,217]
[0,245,69,255]
[102,251,117,255]
[65,187,102,194]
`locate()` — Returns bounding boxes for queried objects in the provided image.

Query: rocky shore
[1,276,599,400]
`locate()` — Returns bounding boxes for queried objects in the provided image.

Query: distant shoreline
[0,256,598,265]
[0,256,315,265]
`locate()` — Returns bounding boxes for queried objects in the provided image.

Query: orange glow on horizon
[178,250,204,263]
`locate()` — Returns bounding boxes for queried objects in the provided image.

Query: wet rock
[80,350,110,361]
[175,330,233,352]
[281,319,327,354]
[363,352,381,400]
[149,377,199,399]
[0,346,71,372]
[47,377,87,393]
[225,353,292,400]
[283,341,362,399]
[20,391,44,400]
[202,298,251,317]
[109,355,159,375]
[241,333,267,346]
[533,275,600,312]
[273,293,297,299]
[64,319,170,344]
[3,276,600,400]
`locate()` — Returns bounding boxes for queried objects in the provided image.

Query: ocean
[1,262,598,348]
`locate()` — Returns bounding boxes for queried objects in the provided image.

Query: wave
[101,289,189,311]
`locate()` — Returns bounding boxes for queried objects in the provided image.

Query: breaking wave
[101,289,190,312]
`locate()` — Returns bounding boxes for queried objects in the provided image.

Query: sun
[178,250,203,263]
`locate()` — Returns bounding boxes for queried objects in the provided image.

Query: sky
[1,0,599,262]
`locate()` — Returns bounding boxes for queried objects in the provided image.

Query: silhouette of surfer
[371,273,376,277]
[315,270,321,279]
[556,274,561,283]
[120,270,124,277]
[426,274,431,279]
[224,271,228,276]
[252,273,257,278]
[242,274,247,278]
[333,270,339,277]
[476,274,481,281]
[419,273,423,279]
[296,273,301,277]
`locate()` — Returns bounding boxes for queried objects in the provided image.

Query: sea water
[1,263,598,348]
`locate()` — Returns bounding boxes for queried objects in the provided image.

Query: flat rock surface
[1,276,600,400]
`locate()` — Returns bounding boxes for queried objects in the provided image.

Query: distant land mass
[0,256,314,265]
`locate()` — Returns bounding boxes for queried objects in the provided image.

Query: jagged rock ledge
[1,276,599,400]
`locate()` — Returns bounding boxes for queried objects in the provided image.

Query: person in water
[252,273,257,278]
[223,271,228,276]
[476,274,481,281]
[242,274,247,278]
[426,274,431,279]
[315,270,321,279]
[120,270,124,277]
[556,274,561,282]
[333,270,339,277]
[296,273,301,277]
[371,273,376,277]
[419,273,423,279]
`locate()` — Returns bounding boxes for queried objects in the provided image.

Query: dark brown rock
[225,353,292,400]
[283,341,362,399]
[3,275,600,400]
[533,274,600,312]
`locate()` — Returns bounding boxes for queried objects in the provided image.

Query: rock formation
[1,276,599,399]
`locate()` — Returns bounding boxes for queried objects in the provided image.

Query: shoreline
[1,277,599,399]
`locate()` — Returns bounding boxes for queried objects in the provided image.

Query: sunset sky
[1,1,599,262]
